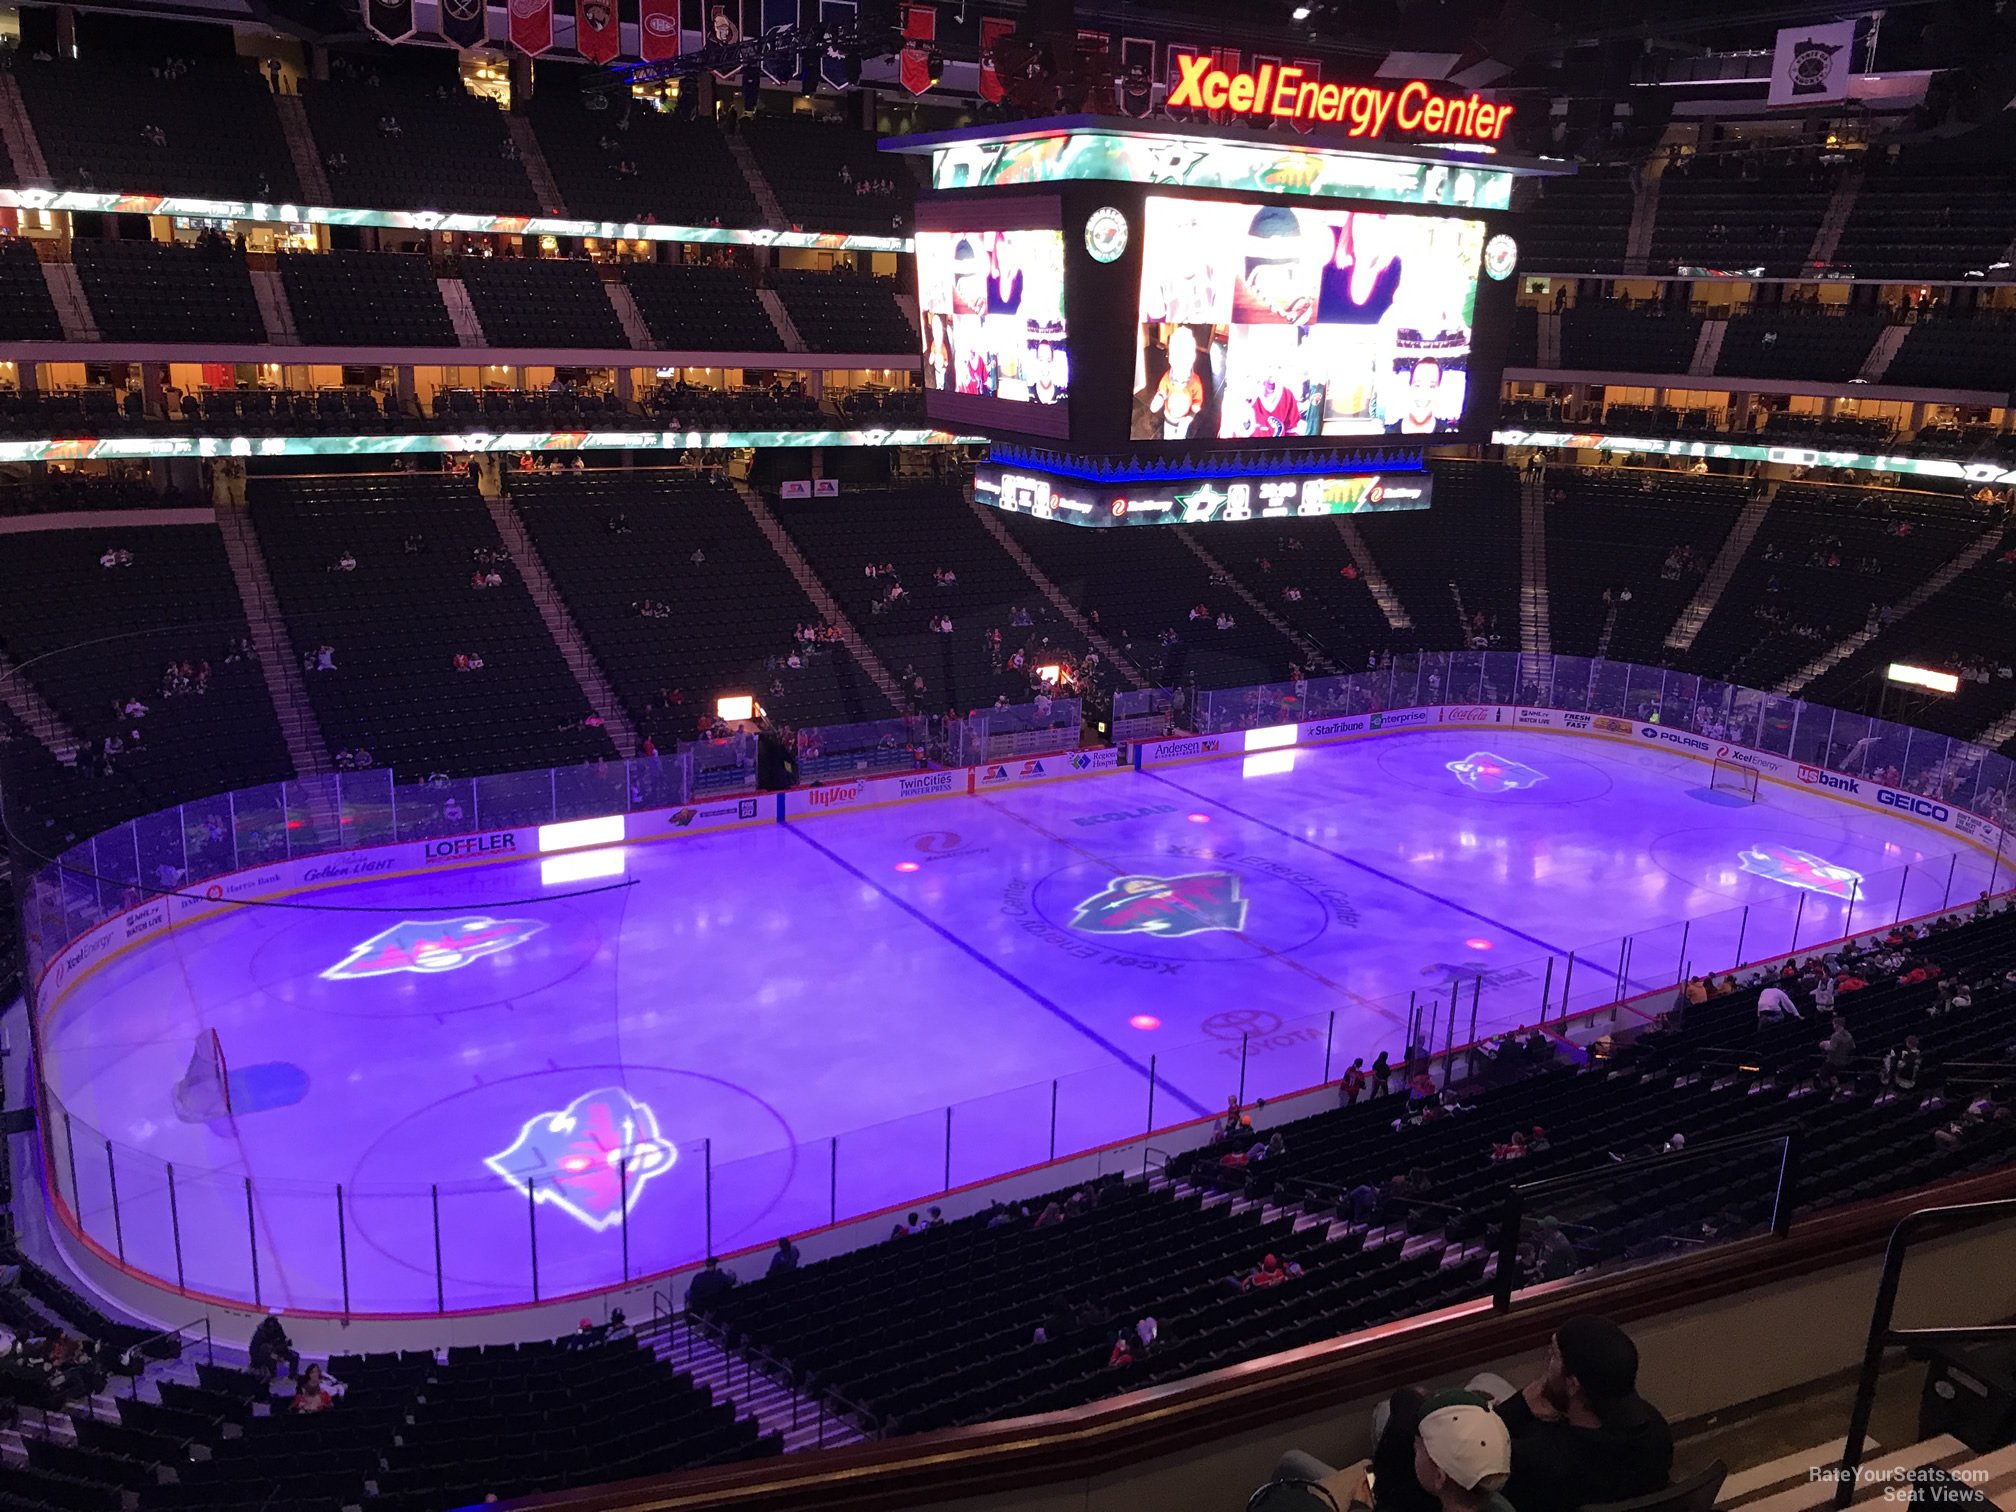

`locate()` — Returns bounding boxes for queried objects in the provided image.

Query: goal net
[1709,758,1760,803]
[172,1028,233,1121]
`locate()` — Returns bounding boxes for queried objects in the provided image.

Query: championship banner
[978,15,1014,102]
[439,0,489,48]
[819,0,858,88]
[1166,46,1204,118]
[1769,20,1855,108]
[575,0,619,62]
[708,0,744,81]
[1118,36,1155,117]
[367,0,416,43]
[509,0,554,54]
[899,1,937,95]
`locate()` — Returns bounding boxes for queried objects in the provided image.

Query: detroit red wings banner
[639,0,679,58]
[978,15,1013,103]
[509,0,554,54]
[576,0,619,62]
[898,2,937,95]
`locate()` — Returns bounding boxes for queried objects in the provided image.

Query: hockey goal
[172,1028,233,1121]
[1709,757,1761,803]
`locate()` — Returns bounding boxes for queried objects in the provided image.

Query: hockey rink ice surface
[39,729,2007,1313]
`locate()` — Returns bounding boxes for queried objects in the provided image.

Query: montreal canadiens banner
[439,0,488,47]
[368,0,416,43]
[979,15,1015,103]
[509,0,554,53]
[639,0,679,58]
[575,0,619,62]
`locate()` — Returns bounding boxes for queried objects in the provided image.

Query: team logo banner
[1769,20,1854,107]
[439,0,489,47]
[509,0,554,54]
[979,16,1015,103]
[899,2,937,95]
[639,0,680,58]
[819,0,858,88]
[368,0,416,43]
[709,0,744,80]
[761,0,797,81]
[576,0,620,63]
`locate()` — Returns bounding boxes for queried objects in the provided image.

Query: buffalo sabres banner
[368,0,416,43]
[509,0,554,53]
[1768,19,1855,107]
[636,0,677,57]
[818,0,857,88]
[762,0,798,82]
[1118,36,1155,117]
[899,1,937,95]
[439,0,488,47]
[978,15,1014,103]
[576,0,620,62]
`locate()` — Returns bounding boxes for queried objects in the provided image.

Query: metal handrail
[119,1313,214,1393]
[1492,1125,1803,1311]
[1835,1197,2016,1508]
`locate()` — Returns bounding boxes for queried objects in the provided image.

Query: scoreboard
[885,113,1568,526]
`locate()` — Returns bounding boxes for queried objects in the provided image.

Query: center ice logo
[1445,751,1546,793]
[1738,844,1864,900]
[1070,872,1249,938]
[319,915,546,980]
[484,1087,676,1232]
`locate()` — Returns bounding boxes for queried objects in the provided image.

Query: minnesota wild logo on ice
[1070,872,1249,938]
[319,915,546,980]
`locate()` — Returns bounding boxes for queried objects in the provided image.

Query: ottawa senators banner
[638,0,679,58]
[367,0,415,43]
[978,15,1014,103]
[439,0,488,47]
[898,1,937,95]
[509,0,554,54]
[708,1,744,81]
[576,0,619,61]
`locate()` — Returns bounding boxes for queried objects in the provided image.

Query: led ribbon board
[975,461,1430,526]
[0,430,981,463]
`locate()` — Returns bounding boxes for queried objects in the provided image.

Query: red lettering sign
[1164,57,1510,141]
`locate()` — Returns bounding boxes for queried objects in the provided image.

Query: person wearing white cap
[1415,1389,1516,1512]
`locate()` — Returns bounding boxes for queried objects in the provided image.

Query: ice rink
[38,728,2002,1313]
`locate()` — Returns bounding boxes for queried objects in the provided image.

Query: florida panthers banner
[509,0,554,54]
[439,0,488,47]
[368,0,416,43]
[575,0,619,62]
[899,1,937,95]
[638,0,679,58]
[978,15,1014,103]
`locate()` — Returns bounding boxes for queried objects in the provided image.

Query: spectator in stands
[686,1256,736,1311]
[1498,1316,1672,1512]
[1756,981,1802,1026]
[1243,1253,1302,1289]
[249,1313,301,1382]
[1880,1037,1922,1094]
[1371,1050,1393,1097]
[309,644,336,673]
[767,1237,801,1277]
[1414,1389,1517,1512]
[1818,1015,1857,1090]
[99,546,133,569]
[290,1362,335,1414]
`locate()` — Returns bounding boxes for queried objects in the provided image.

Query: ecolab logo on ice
[1798,766,1861,795]
[808,783,863,809]
[424,832,517,863]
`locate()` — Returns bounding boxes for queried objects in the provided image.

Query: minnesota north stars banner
[438,0,488,47]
